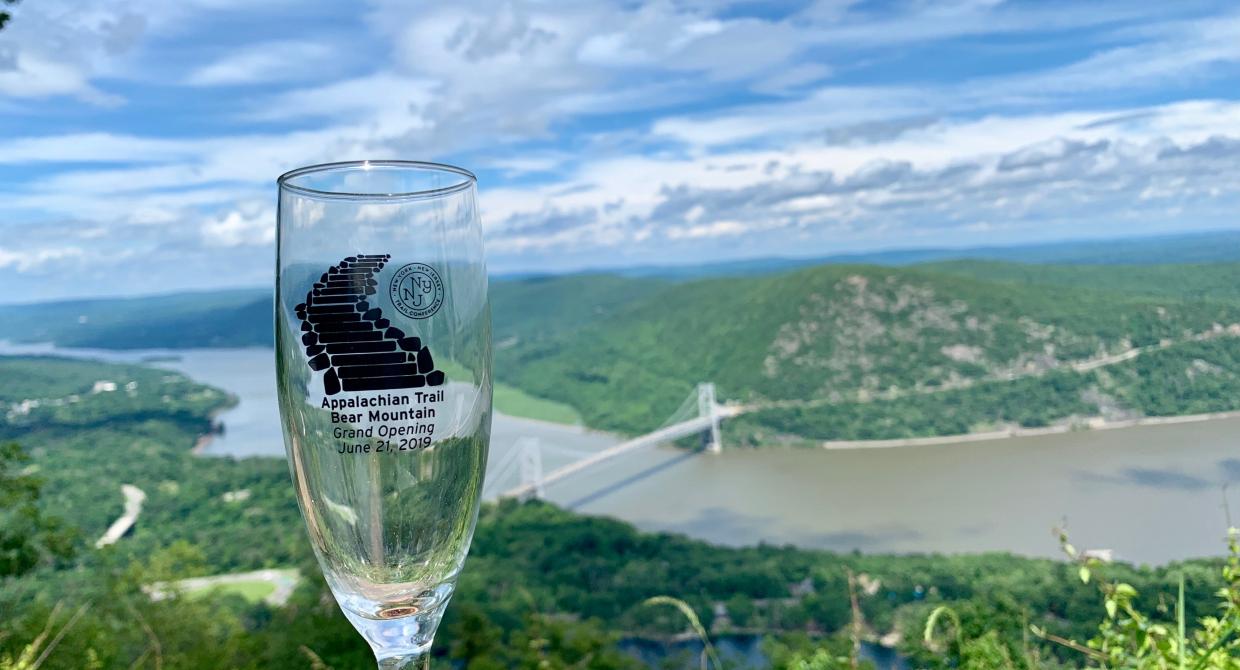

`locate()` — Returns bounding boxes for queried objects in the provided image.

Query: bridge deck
[500,405,739,499]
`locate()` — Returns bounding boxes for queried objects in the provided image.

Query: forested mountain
[495,264,1240,437]
[7,256,1240,441]
[8,230,1240,348]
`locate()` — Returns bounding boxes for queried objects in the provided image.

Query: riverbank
[819,409,1240,450]
[192,395,239,455]
[166,388,1240,457]
[7,343,1236,563]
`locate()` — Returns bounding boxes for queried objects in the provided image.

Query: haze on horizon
[2,0,1240,301]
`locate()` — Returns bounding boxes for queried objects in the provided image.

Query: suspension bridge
[486,382,741,500]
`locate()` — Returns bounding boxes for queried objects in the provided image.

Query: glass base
[377,651,429,670]
[341,596,445,670]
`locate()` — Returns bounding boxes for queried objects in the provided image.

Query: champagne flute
[275,161,491,670]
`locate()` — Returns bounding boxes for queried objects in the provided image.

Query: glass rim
[277,160,477,201]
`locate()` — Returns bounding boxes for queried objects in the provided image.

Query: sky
[2,1,1240,301]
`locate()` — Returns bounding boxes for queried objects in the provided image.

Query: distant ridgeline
[7,231,1240,441]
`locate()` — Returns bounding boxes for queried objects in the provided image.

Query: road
[96,484,146,548]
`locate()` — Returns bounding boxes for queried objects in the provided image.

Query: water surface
[4,342,1236,565]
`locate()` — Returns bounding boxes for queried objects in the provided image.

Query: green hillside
[491,273,668,345]
[495,263,1240,435]
[8,261,1240,442]
[0,289,271,349]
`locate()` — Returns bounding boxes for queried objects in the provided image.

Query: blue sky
[2,1,1240,301]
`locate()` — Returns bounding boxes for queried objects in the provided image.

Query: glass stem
[378,652,429,670]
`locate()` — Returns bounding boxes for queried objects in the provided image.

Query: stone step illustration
[295,254,446,396]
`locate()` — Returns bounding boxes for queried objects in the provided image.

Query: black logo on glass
[389,262,444,320]
[295,254,446,396]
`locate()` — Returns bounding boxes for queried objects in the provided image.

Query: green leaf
[1105,599,1118,619]
[643,596,723,670]
[1079,566,1091,584]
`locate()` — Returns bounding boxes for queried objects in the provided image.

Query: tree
[0,442,77,578]
[0,0,19,32]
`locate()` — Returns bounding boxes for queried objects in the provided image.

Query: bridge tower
[516,438,545,499]
[697,382,722,454]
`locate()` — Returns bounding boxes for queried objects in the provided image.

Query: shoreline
[192,395,239,456]
[189,405,1240,455]
[189,407,588,458]
[820,409,1240,450]
[191,433,214,455]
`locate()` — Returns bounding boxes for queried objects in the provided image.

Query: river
[4,343,1238,566]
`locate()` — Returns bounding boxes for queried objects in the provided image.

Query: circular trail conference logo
[389,262,444,319]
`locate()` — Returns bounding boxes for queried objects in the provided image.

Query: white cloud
[666,220,747,240]
[476,100,1240,259]
[243,72,436,122]
[201,203,275,247]
[0,133,197,164]
[651,86,929,148]
[0,0,330,103]
[187,40,338,86]
[3,0,1240,297]
[795,1,1175,48]
[0,2,148,104]
[486,153,568,176]
[0,50,123,104]
[968,12,1240,102]
[0,245,85,272]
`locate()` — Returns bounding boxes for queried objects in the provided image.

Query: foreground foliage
[3,354,1238,669]
[667,532,1240,669]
